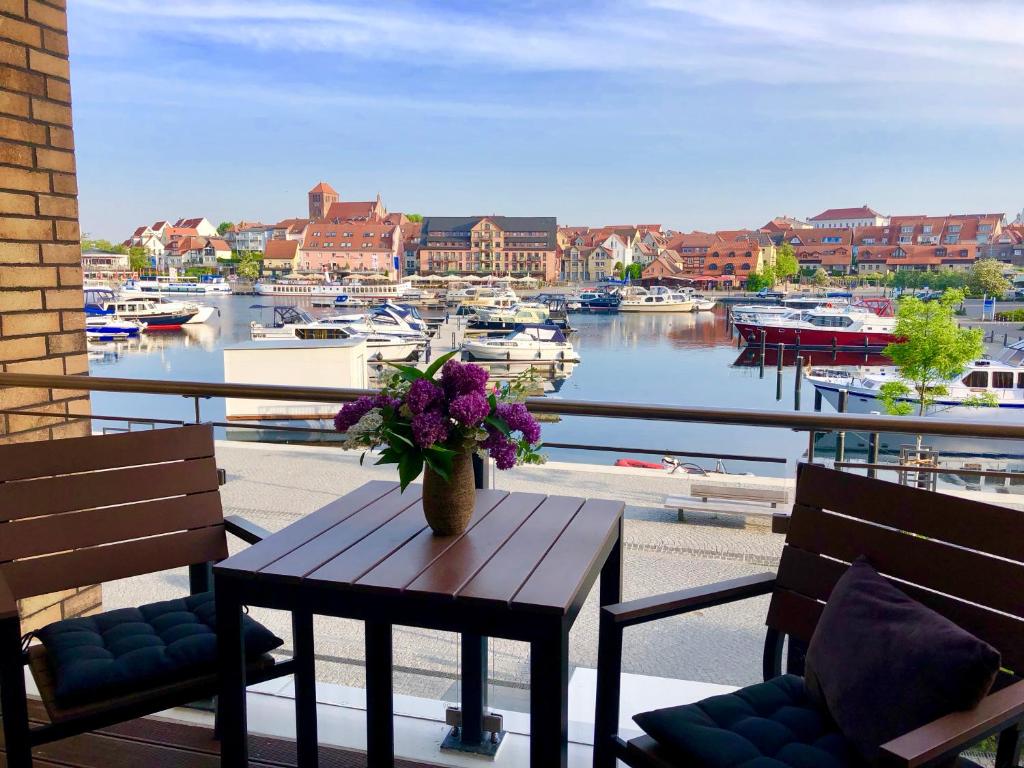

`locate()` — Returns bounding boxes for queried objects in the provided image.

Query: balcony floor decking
[1,701,433,768]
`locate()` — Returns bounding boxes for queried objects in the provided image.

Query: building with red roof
[307,182,339,219]
[300,220,402,278]
[263,239,300,275]
[809,206,888,229]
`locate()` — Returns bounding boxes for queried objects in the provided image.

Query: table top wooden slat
[261,488,422,580]
[456,495,585,606]
[510,498,624,614]
[215,481,398,576]
[305,499,431,585]
[404,492,548,599]
[355,489,509,592]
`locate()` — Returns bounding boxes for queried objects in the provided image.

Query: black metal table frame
[215,517,623,768]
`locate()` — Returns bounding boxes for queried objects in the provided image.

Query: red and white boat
[734,306,899,348]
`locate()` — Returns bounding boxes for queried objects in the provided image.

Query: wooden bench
[666,482,790,522]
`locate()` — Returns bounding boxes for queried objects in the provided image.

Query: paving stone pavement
[103,442,785,711]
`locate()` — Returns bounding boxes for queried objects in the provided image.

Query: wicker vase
[422,452,475,536]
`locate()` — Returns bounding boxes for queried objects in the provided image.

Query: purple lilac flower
[496,402,541,444]
[481,426,518,470]
[372,393,401,411]
[411,410,450,448]
[334,397,375,431]
[449,392,490,427]
[441,359,489,398]
[405,379,443,415]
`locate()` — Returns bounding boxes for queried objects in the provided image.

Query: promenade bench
[597,463,1024,768]
[0,425,294,768]
[666,482,790,522]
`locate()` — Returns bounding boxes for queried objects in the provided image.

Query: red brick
[0,64,46,96]
[0,289,41,311]
[0,41,26,67]
[28,0,66,31]
[50,171,75,194]
[7,403,67,433]
[28,49,68,79]
[0,216,52,240]
[54,218,77,240]
[0,241,38,263]
[0,90,29,117]
[41,28,67,56]
[57,263,79,285]
[46,330,83,354]
[0,335,47,361]
[51,416,92,440]
[2,310,58,335]
[0,0,26,17]
[0,384,49,410]
[47,124,71,148]
[0,190,34,215]
[45,75,69,103]
[59,309,83,330]
[0,114,47,143]
[0,264,56,285]
[1,166,50,192]
[40,242,77,263]
[31,98,70,126]
[62,351,87,374]
[0,17,41,47]
[0,139,33,166]
[42,286,79,308]
[35,145,73,171]
[5,355,60,374]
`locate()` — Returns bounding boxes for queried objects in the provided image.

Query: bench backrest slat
[0,425,227,602]
[769,463,1024,671]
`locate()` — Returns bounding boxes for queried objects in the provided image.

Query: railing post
[835,389,848,463]
[867,432,880,478]
[794,355,803,411]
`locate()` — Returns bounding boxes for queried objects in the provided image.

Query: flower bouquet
[333,351,544,535]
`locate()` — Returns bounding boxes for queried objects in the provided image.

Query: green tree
[626,263,643,280]
[236,251,261,280]
[81,238,123,253]
[746,271,773,292]
[811,267,830,287]
[967,258,1011,298]
[879,290,985,417]
[774,243,799,282]
[128,246,148,272]
[217,221,234,236]
[406,214,423,223]
[612,261,624,278]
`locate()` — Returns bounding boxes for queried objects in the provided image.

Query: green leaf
[422,449,453,482]
[384,427,413,447]
[485,415,511,436]
[397,451,424,491]
[386,363,424,383]
[421,349,460,381]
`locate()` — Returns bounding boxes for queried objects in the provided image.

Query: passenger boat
[85,317,145,341]
[806,342,1024,422]
[462,323,580,362]
[84,288,200,329]
[733,306,898,348]
[123,275,232,294]
[618,286,693,313]
[255,278,415,301]
[249,305,422,361]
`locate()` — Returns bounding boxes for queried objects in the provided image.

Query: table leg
[293,610,318,767]
[594,515,624,768]
[530,622,569,768]
[460,633,487,745]
[215,576,248,768]
[365,621,394,768]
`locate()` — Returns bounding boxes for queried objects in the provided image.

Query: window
[962,371,989,388]
[993,371,1014,389]
[901,226,913,234]
[1018,372,1024,388]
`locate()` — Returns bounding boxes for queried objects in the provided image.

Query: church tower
[308,182,339,220]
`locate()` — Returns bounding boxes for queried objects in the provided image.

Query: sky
[68,0,1024,240]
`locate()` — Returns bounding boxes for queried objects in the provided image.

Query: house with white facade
[808,206,889,229]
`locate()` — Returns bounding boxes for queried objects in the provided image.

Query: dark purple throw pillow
[804,557,1001,763]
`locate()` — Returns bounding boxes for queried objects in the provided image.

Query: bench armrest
[602,572,776,628]
[878,680,1024,768]
[224,514,271,545]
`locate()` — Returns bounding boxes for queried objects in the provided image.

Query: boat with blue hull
[84,288,200,329]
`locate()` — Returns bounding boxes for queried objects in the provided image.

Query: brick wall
[1,0,96,630]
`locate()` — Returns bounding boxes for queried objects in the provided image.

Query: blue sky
[68,0,1024,240]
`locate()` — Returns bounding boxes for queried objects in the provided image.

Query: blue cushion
[35,591,283,707]
[633,675,865,767]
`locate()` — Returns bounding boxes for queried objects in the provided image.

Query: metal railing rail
[3,371,1024,441]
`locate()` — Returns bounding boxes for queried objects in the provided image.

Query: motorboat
[249,305,422,361]
[84,288,200,329]
[618,286,693,313]
[318,302,429,340]
[470,303,550,328]
[123,275,232,294]
[806,341,1024,422]
[446,286,519,308]
[733,306,898,348]
[85,316,145,341]
[730,297,845,324]
[462,323,580,362]
[692,295,717,311]
[568,291,621,312]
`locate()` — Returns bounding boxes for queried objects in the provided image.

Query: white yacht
[472,303,550,325]
[618,286,694,313]
[462,324,580,362]
[807,341,1024,422]
[84,288,201,328]
[446,286,519,308]
[318,302,429,340]
[249,305,422,361]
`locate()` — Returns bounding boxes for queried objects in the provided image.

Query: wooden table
[214,481,624,768]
